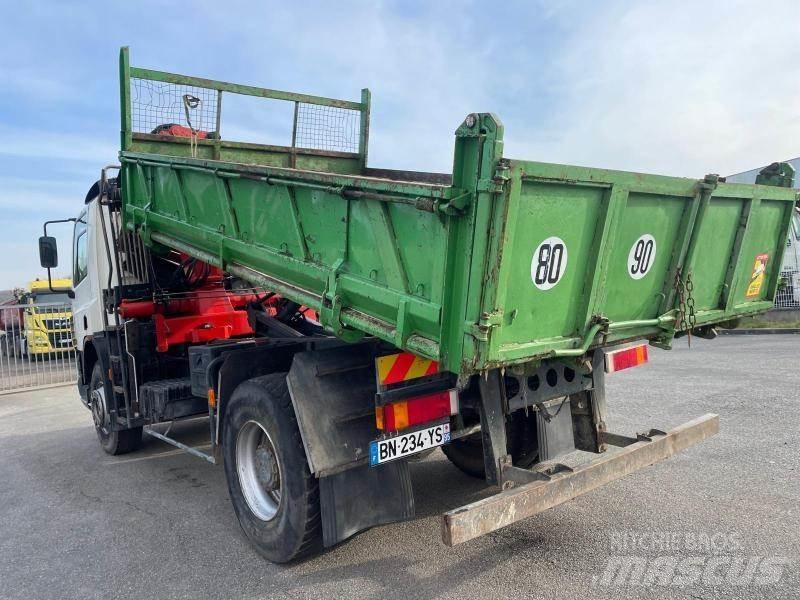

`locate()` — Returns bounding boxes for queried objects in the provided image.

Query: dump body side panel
[121,155,454,362]
[476,160,796,369]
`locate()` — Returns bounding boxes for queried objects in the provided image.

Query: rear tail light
[376,389,458,431]
[605,344,648,373]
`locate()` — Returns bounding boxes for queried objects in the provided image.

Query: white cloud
[0,177,86,289]
[193,1,501,173]
[0,176,87,212]
[0,127,117,164]
[0,239,71,291]
[0,65,77,99]
[503,0,800,177]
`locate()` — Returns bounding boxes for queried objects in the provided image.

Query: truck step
[139,378,207,421]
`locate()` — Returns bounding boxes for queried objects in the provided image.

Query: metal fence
[775,269,800,310]
[0,302,77,395]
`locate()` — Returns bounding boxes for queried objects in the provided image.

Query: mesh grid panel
[295,103,360,153]
[132,78,218,135]
[130,78,361,154]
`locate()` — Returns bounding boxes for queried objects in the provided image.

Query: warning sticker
[745,253,769,299]
[531,236,568,290]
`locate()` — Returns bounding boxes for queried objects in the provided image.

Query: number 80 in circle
[531,236,568,290]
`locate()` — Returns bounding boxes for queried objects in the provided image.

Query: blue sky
[2,0,799,289]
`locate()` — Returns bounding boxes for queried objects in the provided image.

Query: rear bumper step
[441,413,719,546]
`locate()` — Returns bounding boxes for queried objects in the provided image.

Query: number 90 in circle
[628,234,656,280]
[531,236,568,290]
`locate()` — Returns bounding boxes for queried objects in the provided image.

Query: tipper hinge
[476,160,511,194]
[466,310,504,341]
[320,261,365,343]
[435,189,473,216]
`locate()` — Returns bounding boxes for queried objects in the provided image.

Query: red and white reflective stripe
[376,352,438,387]
[605,344,649,373]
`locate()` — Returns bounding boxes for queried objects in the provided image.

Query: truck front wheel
[89,363,142,455]
[222,373,322,563]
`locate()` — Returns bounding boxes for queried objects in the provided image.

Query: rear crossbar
[441,413,719,546]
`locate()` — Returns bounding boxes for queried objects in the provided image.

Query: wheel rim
[90,383,110,438]
[236,420,282,522]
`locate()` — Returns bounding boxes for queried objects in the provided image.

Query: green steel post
[579,185,629,331]
[440,113,504,373]
[721,194,762,312]
[119,47,132,151]
[660,175,717,318]
[359,88,371,170]
[213,89,223,160]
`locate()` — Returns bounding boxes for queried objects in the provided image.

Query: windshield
[30,292,72,305]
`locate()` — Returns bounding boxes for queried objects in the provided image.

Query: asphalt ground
[0,336,798,599]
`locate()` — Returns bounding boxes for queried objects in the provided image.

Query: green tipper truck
[40,48,797,562]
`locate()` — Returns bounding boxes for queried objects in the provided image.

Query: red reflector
[378,389,458,431]
[605,344,648,373]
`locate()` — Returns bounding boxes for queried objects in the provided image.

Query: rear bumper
[441,413,719,546]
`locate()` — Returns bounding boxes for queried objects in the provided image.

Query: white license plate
[369,422,450,466]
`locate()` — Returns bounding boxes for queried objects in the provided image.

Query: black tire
[222,373,322,563]
[89,363,142,455]
[442,408,539,478]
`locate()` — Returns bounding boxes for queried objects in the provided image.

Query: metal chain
[674,267,696,347]
[686,272,696,330]
[675,268,687,330]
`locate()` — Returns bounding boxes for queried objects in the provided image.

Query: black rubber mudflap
[286,344,416,547]
[536,397,576,461]
[286,344,379,475]
[319,460,414,547]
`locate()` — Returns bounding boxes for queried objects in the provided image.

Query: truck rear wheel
[89,363,142,455]
[442,408,539,478]
[222,373,322,563]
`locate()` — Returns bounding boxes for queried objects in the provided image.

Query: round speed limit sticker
[628,234,656,280]
[531,236,568,290]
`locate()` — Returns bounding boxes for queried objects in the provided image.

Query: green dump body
[118,48,797,377]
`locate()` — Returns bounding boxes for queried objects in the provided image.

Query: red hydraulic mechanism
[118,259,256,352]
[117,256,320,351]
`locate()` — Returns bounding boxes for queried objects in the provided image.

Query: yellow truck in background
[19,278,74,358]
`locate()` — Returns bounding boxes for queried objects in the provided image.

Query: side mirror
[38,236,58,268]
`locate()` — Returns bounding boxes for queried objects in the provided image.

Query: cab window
[73,217,88,285]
